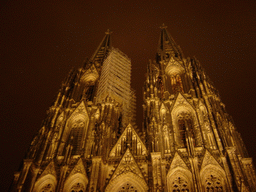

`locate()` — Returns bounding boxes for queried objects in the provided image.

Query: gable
[67,158,87,178]
[165,57,185,76]
[170,93,195,115]
[61,101,90,143]
[69,102,88,122]
[200,150,222,170]
[110,148,144,181]
[81,64,99,84]
[169,152,189,170]
[109,124,147,157]
[63,159,88,192]
[40,161,57,179]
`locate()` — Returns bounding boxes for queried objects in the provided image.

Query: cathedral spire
[157,24,183,62]
[10,26,256,192]
[90,29,112,64]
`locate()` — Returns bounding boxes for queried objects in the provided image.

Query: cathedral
[10,25,256,192]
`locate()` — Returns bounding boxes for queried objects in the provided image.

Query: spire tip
[160,23,167,29]
[105,29,112,35]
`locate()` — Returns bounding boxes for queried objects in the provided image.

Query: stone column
[89,156,102,192]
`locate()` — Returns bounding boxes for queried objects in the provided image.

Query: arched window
[186,118,194,137]
[177,112,197,148]
[178,119,186,147]
[171,75,184,93]
[205,175,223,192]
[71,120,85,155]
[171,176,190,192]
[70,182,85,192]
[132,135,137,154]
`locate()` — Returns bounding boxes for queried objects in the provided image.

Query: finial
[160,23,167,29]
[105,29,112,35]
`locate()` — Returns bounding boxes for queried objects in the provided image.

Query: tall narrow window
[186,119,194,137]
[178,119,186,147]
[71,120,85,155]
[171,75,184,94]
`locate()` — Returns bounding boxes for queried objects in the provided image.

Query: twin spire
[89,25,183,65]
[157,23,183,61]
[89,29,112,64]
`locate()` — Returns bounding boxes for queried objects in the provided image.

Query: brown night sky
[1,0,256,190]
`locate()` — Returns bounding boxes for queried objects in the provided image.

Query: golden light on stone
[10,26,256,192]
[81,72,99,85]
[165,58,185,77]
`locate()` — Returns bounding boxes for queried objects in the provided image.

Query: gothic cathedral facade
[10,26,256,191]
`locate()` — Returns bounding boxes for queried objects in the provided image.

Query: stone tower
[10,26,256,192]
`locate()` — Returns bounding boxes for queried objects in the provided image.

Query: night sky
[1,1,256,190]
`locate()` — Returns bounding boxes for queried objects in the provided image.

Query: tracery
[118,183,138,192]
[70,119,85,155]
[177,112,195,147]
[205,175,224,192]
[171,176,190,192]
[70,182,85,192]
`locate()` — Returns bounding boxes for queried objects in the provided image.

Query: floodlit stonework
[10,26,256,191]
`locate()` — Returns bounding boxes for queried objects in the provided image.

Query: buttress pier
[10,26,256,192]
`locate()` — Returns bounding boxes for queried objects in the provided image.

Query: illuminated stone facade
[10,26,256,191]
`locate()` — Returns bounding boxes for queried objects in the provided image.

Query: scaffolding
[96,48,133,126]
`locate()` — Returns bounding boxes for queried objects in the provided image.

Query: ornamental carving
[40,161,57,178]
[111,149,143,180]
[109,124,147,157]
[68,159,87,178]
[117,183,138,192]
[205,175,223,192]
[172,176,190,192]
[201,151,221,170]
[70,182,85,192]
[170,153,189,170]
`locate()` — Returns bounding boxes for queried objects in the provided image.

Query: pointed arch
[165,57,185,77]
[105,172,148,192]
[171,94,202,147]
[167,167,193,192]
[59,102,89,155]
[200,165,228,192]
[109,124,147,157]
[167,153,193,192]
[33,174,57,192]
[200,151,229,191]
[63,173,88,192]
[81,64,99,85]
